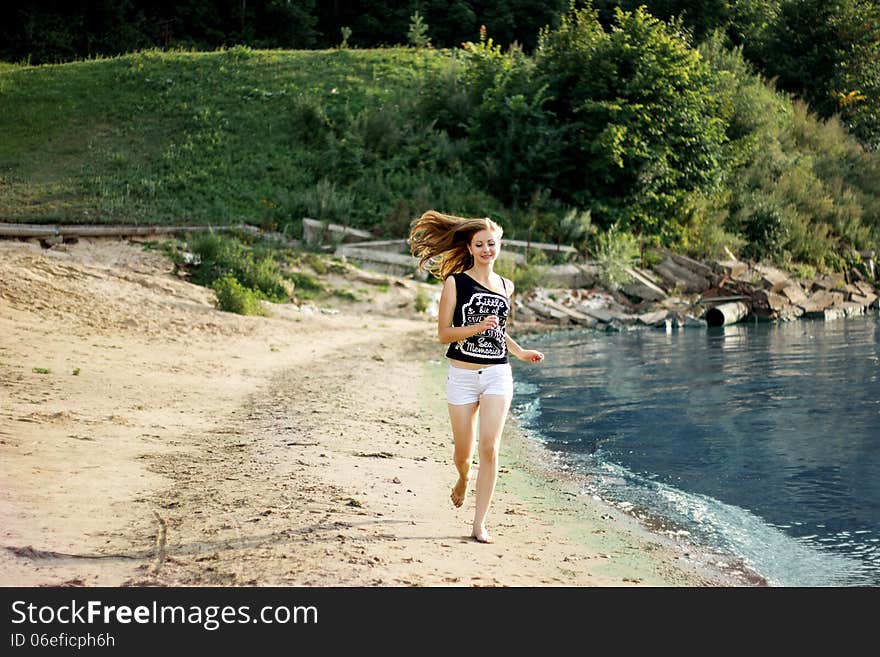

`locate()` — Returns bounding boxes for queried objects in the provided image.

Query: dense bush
[188,232,290,302]
[212,275,266,316]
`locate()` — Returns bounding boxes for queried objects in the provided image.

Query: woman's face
[469,229,501,265]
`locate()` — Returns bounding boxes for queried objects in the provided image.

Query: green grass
[331,288,359,302]
[0,47,454,228]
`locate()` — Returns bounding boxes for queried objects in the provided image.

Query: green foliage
[590,226,640,287]
[555,208,595,253]
[533,6,728,237]
[300,252,328,275]
[699,32,880,269]
[187,232,290,302]
[288,271,323,299]
[332,288,359,302]
[830,0,880,149]
[463,38,563,206]
[340,27,352,50]
[677,191,746,259]
[414,288,429,312]
[407,12,432,49]
[494,257,544,295]
[2,32,878,276]
[788,262,817,281]
[212,275,266,316]
[290,96,333,147]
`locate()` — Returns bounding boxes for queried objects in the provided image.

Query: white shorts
[446,363,513,405]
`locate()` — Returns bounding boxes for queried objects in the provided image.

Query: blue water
[512,314,880,586]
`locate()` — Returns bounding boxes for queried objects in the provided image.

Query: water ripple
[515,316,880,586]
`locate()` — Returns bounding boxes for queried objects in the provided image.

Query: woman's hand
[518,349,544,363]
[478,315,500,332]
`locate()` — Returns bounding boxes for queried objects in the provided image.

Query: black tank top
[445,272,510,365]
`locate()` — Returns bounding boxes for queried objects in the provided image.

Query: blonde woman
[409,210,544,544]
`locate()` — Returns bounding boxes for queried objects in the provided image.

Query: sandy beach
[0,237,752,587]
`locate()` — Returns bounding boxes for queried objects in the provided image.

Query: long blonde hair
[408,210,503,280]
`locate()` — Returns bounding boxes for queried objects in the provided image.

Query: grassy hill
[0,46,488,235]
[2,42,878,279]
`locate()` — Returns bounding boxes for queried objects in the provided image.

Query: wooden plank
[0,223,236,238]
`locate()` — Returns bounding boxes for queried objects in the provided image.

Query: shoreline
[502,413,768,586]
[1,237,752,586]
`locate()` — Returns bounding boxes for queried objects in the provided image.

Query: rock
[713,259,749,279]
[810,273,846,292]
[335,245,420,278]
[777,305,805,321]
[752,264,789,292]
[576,306,636,325]
[671,313,706,328]
[540,264,593,288]
[513,302,537,321]
[859,250,875,278]
[302,218,373,246]
[806,306,847,321]
[636,309,669,326]
[621,267,667,302]
[780,282,808,305]
[538,299,598,327]
[842,302,867,318]
[40,235,63,248]
[753,289,789,312]
[352,271,391,286]
[667,252,716,280]
[526,300,569,321]
[850,292,878,307]
[855,281,876,296]
[799,290,845,314]
[652,258,709,293]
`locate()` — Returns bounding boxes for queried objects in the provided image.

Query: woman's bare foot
[471,525,493,543]
[450,477,468,508]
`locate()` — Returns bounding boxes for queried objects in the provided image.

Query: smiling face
[468,229,501,266]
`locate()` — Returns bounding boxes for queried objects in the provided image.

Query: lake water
[512,313,880,586]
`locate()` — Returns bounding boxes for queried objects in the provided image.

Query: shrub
[290,96,333,146]
[494,257,544,294]
[187,232,290,302]
[414,288,429,312]
[288,271,323,300]
[591,226,640,287]
[212,275,266,316]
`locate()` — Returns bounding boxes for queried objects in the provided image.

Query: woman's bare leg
[472,394,512,542]
[448,402,479,507]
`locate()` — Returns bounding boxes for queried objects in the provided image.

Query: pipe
[705,301,749,327]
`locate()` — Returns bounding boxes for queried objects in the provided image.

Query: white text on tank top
[458,292,508,359]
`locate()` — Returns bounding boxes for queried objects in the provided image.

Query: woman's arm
[505,333,544,362]
[437,276,498,344]
[503,277,544,362]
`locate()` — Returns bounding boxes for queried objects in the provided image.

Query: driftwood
[0,222,235,238]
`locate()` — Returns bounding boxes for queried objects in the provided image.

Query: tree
[534,6,728,238]
[407,10,431,48]
[831,0,880,148]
